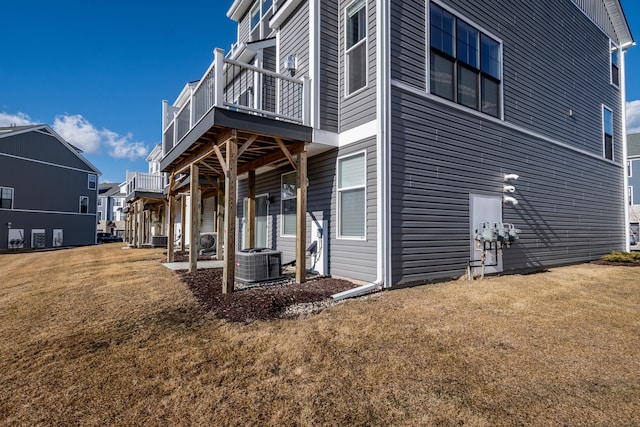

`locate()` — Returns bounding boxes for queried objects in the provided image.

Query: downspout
[620,43,634,252]
[333,0,391,301]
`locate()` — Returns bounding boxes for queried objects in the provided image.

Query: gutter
[332,280,383,302]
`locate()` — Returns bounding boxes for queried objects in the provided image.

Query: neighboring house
[627,133,640,238]
[0,125,100,250]
[123,144,168,247]
[159,0,634,291]
[97,183,126,238]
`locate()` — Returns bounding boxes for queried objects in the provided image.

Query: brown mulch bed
[171,250,216,262]
[179,268,357,323]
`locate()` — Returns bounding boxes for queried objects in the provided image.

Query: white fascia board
[339,119,377,147]
[604,0,635,47]
[311,128,339,147]
[227,0,253,21]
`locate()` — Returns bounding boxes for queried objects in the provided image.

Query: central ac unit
[199,232,217,255]
[235,249,283,283]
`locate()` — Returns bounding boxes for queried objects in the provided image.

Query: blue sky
[1,0,639,183]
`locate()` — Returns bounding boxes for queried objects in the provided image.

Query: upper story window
[98,198,103,207]
[429,3,502,118]
[628,160,633,177]
[611,41,620,87]
[0,187,14,209]
[250,0,274,40]
[345,0,367,96]
[281,172,297,237]
[603,105,613,160]
[88,174,97,190]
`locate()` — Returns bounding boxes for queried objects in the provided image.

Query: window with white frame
[0,187,14,209]
[611,41,620,87]
[628,160,633,177]
[250,0,273,40]
[80,196,89,214]
[629,186,633,205]
[429,2,502,117]
[98,198,103,207]
[337,152,366,239]
[114,198,123,207]
[281,172,297,236]
[88,174,97,190]
[603,106,613,160]
[345,0,367,95]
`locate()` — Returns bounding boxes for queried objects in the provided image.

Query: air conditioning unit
[199,232,217,256]
[151,235,168,247]
[235,249,283,283]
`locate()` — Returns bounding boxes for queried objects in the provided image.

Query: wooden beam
[295,149,307,283]
[222,134,238,293]
[216,184,224,260]
[238,134,258,157]
[137,199,144,248]
[213,144,228,174]
[247,170,256,249]
[174,144,217,176]
[204,174,223,195]
[275,137,296,170]
[170,174,188,193]
[199,161,224,177]
[237,141,306,175]
[189,163,201,273]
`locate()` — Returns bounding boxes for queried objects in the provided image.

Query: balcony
[162,48,310,159]
[125,172,165,202]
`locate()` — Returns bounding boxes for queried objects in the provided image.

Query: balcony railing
[125,172,165,197]
[162,48,310,156]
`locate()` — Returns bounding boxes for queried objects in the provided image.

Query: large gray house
[0,125,100,250]
[159,0,634,292]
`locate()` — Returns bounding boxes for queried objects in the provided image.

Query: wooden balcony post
[180,195,187,251]
[167,193,175,262]
[214,48,225,107]
[189,163,201,273]
[216,182,224,260]
[137,199,144,248]
[223,132,238,294]
[247,170,256,249]
[296,148,307,283]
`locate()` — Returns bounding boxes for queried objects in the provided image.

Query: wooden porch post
[296,149,307,283]
[247,170,256,249]
[180,195,187,251]
[189,164,201,273]
[137,199,144,248]
[167,193,176,262]
[217,183,224,259]
[223,134,238,294]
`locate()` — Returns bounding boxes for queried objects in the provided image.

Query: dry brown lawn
[1,244,639,426]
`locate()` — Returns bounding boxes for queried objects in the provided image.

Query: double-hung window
[603,106,614,160]
[611,41,620,87]
[250,0,273,40]
[345,0,367,95]
[281,172,297,236]
[429,3,501,117]
[88,174,97,190]
[0,187,14,209]
[80,196,89,214]
[337,152,366,239]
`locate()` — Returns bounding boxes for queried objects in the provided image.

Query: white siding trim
[338,119,377,146]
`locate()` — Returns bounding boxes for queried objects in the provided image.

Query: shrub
[602,251,640,262]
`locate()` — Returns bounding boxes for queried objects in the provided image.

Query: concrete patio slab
[162,260,224,271]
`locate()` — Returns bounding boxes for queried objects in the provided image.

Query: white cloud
[0,112,34,126]
[52,114,148,160]
[627,100,640,134]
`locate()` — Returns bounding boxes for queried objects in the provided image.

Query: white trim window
[611,41,620,87]
[281,172,297,236]
[429,2,502,118]
[628,160,633,178]
[0,187,14,209]
[251,0,274,40]
[79,196,89,214]
[88,174,97,190]
[337,151,366,239]
[345,0,367,96]
[602,105,613,160]
[629,186,633,205]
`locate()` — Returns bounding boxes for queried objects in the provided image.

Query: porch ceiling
[160,107,312,179]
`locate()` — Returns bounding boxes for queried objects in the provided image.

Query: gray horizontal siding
[390,86,625,285]
[236,138,378,282]
[391,0,624,161]
[319,0,339,132]
[0,131,94,171]
[279,1,310,79]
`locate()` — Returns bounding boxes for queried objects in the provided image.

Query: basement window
[281,172,297,236]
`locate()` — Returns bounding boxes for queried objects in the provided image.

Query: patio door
[243,194,269,249]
